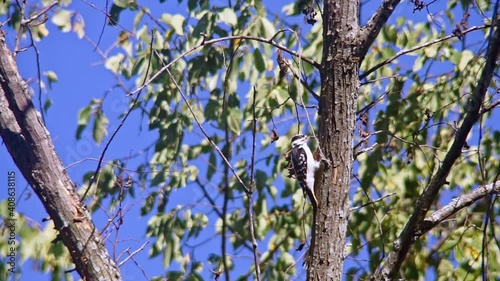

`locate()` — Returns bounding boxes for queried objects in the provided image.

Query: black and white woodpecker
[290,134,320,210]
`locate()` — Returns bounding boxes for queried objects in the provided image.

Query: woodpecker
[290,134,320,210]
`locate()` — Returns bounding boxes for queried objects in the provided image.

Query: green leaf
[413,55,425,72]
[141,195,155,215]
[45,70,58,82]
[93,111,109,144]
[44,71,58,89]
[43,98,52,113]
[267,185,277,200]
[76,105,92,140]
[253,48,266,73]
[193,13,210,39]
[255,170,267,192]
[151,169,168,187]
[207,151,216,180]
[113,0,129,8]
[167,271,183,280]
[259,17,276,38]
[227,93,240,108]
[205,98,221,121]
[227,108,242,134]
[280,252,295,269]
[188,0,198,11]
[108,0,128,26]
[163,239,173,266]
[188,102,205,126]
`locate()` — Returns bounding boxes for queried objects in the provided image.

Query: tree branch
[20,1,58,26]
[0,30,121,281]
[357,0,401,62]
[359,25,489,80]
[421,181,500,233]
[248,86,261,281]
[131,31,320,96]
[372,19,500,280]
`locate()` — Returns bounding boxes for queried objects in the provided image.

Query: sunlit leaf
[93,111,108,144]
[161,14,185,36]
[218,8,237,27]
[227,108,242,134]
[105,53,125,74]
[51,10,72,32]
[458,50,474,71]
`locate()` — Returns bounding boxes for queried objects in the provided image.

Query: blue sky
[1,0,497,280]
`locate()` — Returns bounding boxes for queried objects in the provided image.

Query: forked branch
[357,0,401,62]
[372,16,500,280]
[421,181,500,232]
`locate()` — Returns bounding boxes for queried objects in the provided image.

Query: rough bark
[307,0,360,279]
[0,30,121,281]
[357,0,401,63]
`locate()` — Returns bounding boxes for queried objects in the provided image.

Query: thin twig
[221,52,232,281]
[131,32,320,96]
[481,99,500,114]
[79,0,134,38]
[81,30,155,201]
[163,69,250,194]
[354,143,378,158]
[350,192,396,211]
[360,25,490,80]
[285,58,320,101]
[194,179,254,252]
[26,27,45,124]
[118,241,150,267]
[239,210,310,280]
[94,0,109,51]
[20,1,58,26]
[248,86,261,281]
[356,91,390,117]
[360,74,400,86]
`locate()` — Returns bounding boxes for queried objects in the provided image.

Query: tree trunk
[307,0,359,279]
[0,30,121,281]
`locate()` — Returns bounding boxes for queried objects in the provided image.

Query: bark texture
[307,0,360,279]
[0,30,121,281]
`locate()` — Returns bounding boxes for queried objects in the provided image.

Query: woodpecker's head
[291,134,309,148]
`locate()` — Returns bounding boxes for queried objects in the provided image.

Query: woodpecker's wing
[290,146,308,189]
